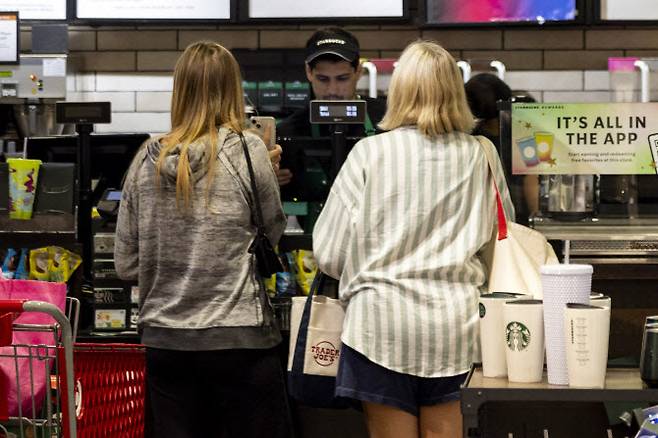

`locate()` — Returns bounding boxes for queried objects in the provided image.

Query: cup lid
[481,292,524,299]
[566,303,603,309]
[504,299,543,305]
[540,264,593,276]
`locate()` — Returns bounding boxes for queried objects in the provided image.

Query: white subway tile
[66,75,75,92]
[75,73,96,92]
[506,71,583,91]
[96,73,173,92]
[136,92,172,112]
[65,91,135,112]
[543,91,613,103]
[584,71,610,90]
[96,112,170,134]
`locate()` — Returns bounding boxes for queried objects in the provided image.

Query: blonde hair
[379,40,474,137]
[158,41,245,209]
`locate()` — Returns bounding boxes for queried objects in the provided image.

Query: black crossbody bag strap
[239,133,266,233]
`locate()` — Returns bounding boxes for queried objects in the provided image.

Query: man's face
[305,59,362,100]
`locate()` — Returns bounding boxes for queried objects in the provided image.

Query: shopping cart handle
[0,299,27,313]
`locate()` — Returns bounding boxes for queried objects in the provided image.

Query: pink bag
[0,279,67,418]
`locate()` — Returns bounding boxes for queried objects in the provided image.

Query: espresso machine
[0,54,69,156]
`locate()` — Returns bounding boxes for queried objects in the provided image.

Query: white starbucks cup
[503,299,545,383]
[564,303,610,388]
[479,292,523,378]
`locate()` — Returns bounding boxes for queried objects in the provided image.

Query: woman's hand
[269,144,282,172]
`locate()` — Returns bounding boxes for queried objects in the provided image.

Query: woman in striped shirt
[313,40,514,438]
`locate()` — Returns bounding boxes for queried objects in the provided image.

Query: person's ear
[355,62,363,78]
[305,63,314,82]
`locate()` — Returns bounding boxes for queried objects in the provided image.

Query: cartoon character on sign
[506,321,531,352]
[310,341,340,367]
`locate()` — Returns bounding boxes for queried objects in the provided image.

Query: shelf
[461,364,658,437]
[0,213,76,247]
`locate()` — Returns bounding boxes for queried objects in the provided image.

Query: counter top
[530,216,658,241]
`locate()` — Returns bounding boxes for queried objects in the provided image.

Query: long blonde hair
[158,41,245,209]
[379,40,474,137]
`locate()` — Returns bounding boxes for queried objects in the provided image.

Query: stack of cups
[563,303,611,388]
[540,264,593,385]
[590,293,612,309]
[640,316,658,387]
[479,293,523,378]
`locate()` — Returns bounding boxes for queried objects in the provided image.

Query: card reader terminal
[97,188,122,219]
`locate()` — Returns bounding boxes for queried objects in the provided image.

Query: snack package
[275,253,297,297]
[263,274,277,297]
[29,247,51,281]
[2,248,18,279]
[27,246,82,283]
[293,250,318,295]
[14,248,29,280]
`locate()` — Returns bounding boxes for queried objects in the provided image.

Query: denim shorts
[335,344,467,417]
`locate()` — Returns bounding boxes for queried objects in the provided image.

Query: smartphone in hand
[249,116,276,150]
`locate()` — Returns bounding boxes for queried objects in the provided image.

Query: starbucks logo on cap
[479,303,486,318]
[506,321,531,352]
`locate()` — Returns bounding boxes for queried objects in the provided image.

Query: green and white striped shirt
[312,127,515,377]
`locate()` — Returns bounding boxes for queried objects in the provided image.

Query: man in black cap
[276,27,386,200]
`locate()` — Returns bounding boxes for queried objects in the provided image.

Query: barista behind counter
[276,27,386,201]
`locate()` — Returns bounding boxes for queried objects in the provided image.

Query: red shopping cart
[0,298,78,438]
[73,343,145,438]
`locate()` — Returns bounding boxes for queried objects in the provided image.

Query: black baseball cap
[305,28,360,64]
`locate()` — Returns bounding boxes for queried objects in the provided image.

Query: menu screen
[427,0,577,24]
[0,1,66,20]
[248,0,404,18]
[600,0,658,20]
[77,0,231,20]
[0,12,18,64]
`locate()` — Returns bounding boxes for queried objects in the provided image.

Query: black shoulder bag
[239,133,284,277]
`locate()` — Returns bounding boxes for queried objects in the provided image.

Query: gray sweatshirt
[114,128,287,351]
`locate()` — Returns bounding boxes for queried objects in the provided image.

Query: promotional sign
[512,103,658,175]
[0,11,17,64]
[600,0,658,20]
[426,0,577,24]
[249,0,404,18]
[77,0,231,20]
[0,1,66,20]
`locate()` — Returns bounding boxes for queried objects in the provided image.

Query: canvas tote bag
[477,136,558,298]
[287,273,349,408]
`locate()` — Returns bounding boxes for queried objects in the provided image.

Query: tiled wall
[19,2,658,134]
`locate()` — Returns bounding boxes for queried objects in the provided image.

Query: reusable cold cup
[564,303,610,388]
[503,299,545,383]
[541,264,592,385]
[590,294,612,309]
[534,132,554,162]
[7,158,41,220]
[641,328,658,388]
[479,292,522,378]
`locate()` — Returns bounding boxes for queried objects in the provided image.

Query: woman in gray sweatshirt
[114,41,289,438]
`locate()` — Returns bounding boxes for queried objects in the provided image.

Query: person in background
[312,40,514,438]
[114,41,290,438]
[465,72,512,153]
[276,27,387,200]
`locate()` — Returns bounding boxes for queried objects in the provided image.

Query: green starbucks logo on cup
[506,321,531,352]
[479,303,486,318]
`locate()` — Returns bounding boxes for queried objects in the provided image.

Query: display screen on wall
[77,0,232,20]
[600,0,658,20]
[0,11,18,64]
[426,0,578,24]
[248,0,405,19]
[0,1,66,20]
